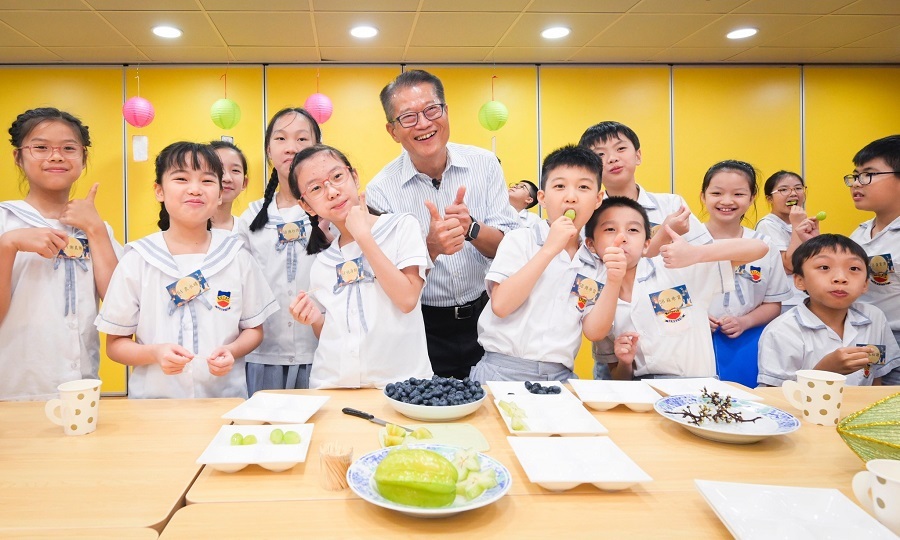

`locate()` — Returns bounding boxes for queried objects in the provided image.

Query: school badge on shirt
[166,270,210,308]
[857,343,886,377]
[570,274,602,312]
[868,254,893,286]
[58,236,90,260]
[216,291,232,311]
[735,264,762,283]
[649,285,693,323]
[277,221,307,245]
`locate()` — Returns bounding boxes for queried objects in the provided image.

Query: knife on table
[342,407,413,432]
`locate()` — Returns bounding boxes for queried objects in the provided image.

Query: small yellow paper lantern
[210,98,241,130]
[478,100,509,132]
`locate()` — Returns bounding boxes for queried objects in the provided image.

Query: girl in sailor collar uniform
[0,108,120,401]
[287,145,432,389]
[96,142,277,399]
[236,108,322,395]
[700,161,792,338]
[209,140,248,233]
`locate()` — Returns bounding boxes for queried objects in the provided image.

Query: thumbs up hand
[60,183,103,234]
[443,185,472,233]
[425,199,465,259]
[603,233,628,284]
[658,223,694,269]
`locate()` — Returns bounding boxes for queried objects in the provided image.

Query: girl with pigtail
[287,145,432,389]
[236,108,324,394]
[97,142,277,399]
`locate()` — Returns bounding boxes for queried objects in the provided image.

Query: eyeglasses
[391,103,446,128]
[301,167,352,200]
[19,144,84,160]
[770,185,807,196]
[508,183,528,191]
[843,171,900,187]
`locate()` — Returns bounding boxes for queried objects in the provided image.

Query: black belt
[422,291,489,320]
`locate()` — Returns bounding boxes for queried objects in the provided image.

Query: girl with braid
[236,108,323,394]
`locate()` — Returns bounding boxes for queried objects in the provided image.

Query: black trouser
[421,291,489,380]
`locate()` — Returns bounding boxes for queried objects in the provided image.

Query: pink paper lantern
[122,97,155,128]
[304,93,333,124]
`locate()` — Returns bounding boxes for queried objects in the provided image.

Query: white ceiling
[0,0,897,64]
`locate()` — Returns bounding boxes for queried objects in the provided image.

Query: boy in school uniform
[579,121,714,379]
[846,135,900,353]
[508,180,541,228]
[583,196,767,380]
[758,234,900,386]
[469,146,605,383]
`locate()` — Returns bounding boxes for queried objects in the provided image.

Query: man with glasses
[366,69,518,379]
[846,135,900,382]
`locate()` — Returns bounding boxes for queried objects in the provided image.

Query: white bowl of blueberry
[383,376,487,422]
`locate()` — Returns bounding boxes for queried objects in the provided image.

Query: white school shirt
[307,213,433,389]
[604,185,714,246]
[757,301,900,387]
[0,201,121,401]
[708,227,792,319]
[755,213,807,307]
[518,209,541,228]
[850,216,900,346]
[236,199,318,366]
[600,256,734,377]
[96,230,278,399]
[477,221,604,370]
[366,143,520,307]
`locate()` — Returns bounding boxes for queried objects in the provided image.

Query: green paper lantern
[210,98,241,130]
[478,100,509,131]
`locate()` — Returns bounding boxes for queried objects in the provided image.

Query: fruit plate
[347,443,512,518]
[654,395,799,444]
[197,423,314,473]
[493,398,608,436]
[644,378,762,402]
[378,423,490,451]
[568,380,662,412]
[508,436,652,491]
[383,392,486,422]
[486,380,580,402]
[222,392,330,425]
[695,479,897,539]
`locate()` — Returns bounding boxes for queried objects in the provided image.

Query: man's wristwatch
[465,218,480,241]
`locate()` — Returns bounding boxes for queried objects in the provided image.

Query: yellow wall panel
[0,67,128,393]
[804,66,900,237]
[673,66,802,225]
[265,66,401,188]
[124,66,265,241]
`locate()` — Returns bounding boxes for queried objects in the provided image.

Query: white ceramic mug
[853,459,900,535]
[44,379,101,435]
[782,369,846,426]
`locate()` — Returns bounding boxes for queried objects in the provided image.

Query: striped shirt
[366,142,519,307]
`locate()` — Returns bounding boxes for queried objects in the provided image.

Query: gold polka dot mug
[44,379,102,436]
[852,459,900,535]
[782,369,846,426]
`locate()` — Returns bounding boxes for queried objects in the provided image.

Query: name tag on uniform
[868,254,894,286]
[650,284,693,323]
[58,236,90,260]
[571,274,602,312]
[277,221,306,245]
[334,256,371,289]
[857,343,887,377]
[166,269,210,308]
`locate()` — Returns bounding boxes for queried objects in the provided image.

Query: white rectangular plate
[492,397,608,436]
[508,436,651,491]
[486,380,580,402]
[197,423,314,473]
[222,392,330,424]
[695,479,896,539]
[568,380,662,412]
[645,378,762,402]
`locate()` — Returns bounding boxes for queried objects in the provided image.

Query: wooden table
[0,397,239,533]
[171,386,897,537]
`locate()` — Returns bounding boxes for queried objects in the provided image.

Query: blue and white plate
[654,394,800,444]
[347,443,512,518]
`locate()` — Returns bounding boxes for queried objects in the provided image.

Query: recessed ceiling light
[152,25,182,39]
[541,27,570,39]
[726,27,757,40]
[350,26,378,38]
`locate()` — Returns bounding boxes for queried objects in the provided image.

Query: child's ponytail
[157,203,170,231]
[305,213,331,255]
[249,168,279,232]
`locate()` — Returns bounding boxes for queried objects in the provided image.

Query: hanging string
[316,68,320,93]
[220,72,228,98]
[491,75,497,100]
[135,67,141,97]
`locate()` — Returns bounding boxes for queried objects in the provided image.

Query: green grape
[270,428,284,444]
[230,433,244,446]
[564,210,576,220]
[282,430,301,444]
[242,434,258,445]
[816,211,827,221]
